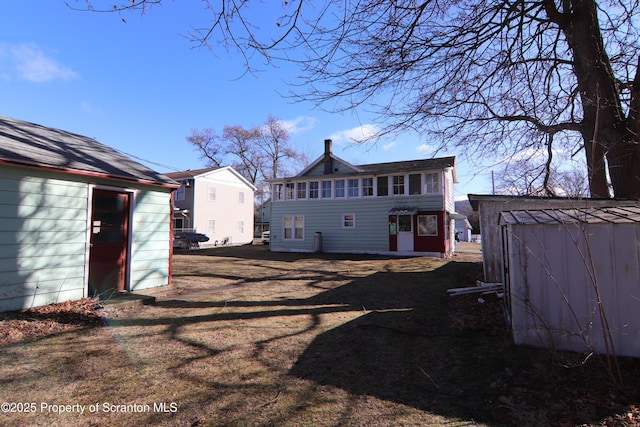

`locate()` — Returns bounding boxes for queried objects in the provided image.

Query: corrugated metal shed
[500,205,640,357]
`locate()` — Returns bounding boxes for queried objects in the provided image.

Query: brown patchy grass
[0,244,638,426]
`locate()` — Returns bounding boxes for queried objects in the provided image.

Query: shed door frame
[86,185,136,297]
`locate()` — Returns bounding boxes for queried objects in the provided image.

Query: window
[285,183,295,200]
[342,213,355,228]
[309,181,319,199]
[425,173,440,193]
[409,174,422,195]
[348,179,359,197]
[335,180,345,198]
[362,178,374,196]
[322,180,332,198]
[377,176,389,196]
[398,214,412,232]
[418,215,438,236]
[207,219,216,234]
[297,182,307,199]
[175,184,185,201]
[238,191,245,204]
[273,184,284,201]
[238,220,244,233]
[393,175,405,195]
[283,215,304,240]
[208,186,217,201]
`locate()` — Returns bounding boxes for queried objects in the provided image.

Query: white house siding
[129,188,172,291]
[270,195,445,253]
[0,165,89,312]
[191,169,255,246]
[503,216,640,358]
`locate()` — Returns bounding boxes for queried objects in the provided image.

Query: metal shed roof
[499,205,640,226]
[0,116,178,188]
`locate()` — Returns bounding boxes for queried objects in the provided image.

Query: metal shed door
[88,189,130,297]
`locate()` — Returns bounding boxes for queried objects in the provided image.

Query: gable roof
[165,166,257,191]
[0,116,178,188]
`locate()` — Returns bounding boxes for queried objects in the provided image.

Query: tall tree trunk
[556,0,640,199]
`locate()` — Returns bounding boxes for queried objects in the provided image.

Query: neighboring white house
[500,205,640,358]
[268,139,459,256]
[0,116,179,312]
[166,167,256,247]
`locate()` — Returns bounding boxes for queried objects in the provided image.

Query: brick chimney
[323,139,333,174]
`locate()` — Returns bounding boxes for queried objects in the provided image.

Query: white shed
[500,205,640,357]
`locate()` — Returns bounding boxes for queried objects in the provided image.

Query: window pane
[322,180,332,198]
[409,174,421,195]
[343,213,355,228]
[393,176,405,195]
[309,181,319,199]
[285,183,294,200]
[418,215,438,236]
[398,214,412,231]
[362,178,373,196]
[425,173,439,193]
[335,180,345,197]
[297,182,307,199]
[348,179,359,197]
[377,176,388,196]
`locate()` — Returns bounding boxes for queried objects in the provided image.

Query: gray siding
[270,195,444,253]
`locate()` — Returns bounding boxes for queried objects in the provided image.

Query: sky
[0,1,497,200]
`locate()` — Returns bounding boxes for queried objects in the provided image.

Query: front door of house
[397,215,414,252]
[88,189,130,297]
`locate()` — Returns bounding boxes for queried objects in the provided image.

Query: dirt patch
[0,244,638,426]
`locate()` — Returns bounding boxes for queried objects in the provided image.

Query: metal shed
[500,205,640,357]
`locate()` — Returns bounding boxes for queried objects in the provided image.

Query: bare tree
[187,115,302,185]
[76,1,640,199]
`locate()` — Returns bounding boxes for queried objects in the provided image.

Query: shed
[468,194,635,283]
[500,205,640,357]
[0,116,179,312]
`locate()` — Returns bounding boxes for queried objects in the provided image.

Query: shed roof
[499,205,640,226]
[0,116,178,188]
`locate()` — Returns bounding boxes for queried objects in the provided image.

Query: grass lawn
[0,244,638,426]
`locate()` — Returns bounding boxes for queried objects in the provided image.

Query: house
[254,198,271,237]
[268,139,458,256]
[0,116,179,312]
[165,167,256,247]
[468,194,635,283]
[500,205,640,357]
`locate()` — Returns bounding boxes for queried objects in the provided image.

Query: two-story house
[166,166,256,247]
[268,140,458,256]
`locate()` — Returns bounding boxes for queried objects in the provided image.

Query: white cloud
[279,116,318,134]
[329,124,380,144]
[382,140,398,151]
[0,43,78,82]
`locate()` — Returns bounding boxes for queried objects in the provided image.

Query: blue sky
[0,1,496,199]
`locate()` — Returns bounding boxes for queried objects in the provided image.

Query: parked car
[261,231,270,244]
[173,232,210,250]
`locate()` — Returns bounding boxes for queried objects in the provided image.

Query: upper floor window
[362,178,374,196]
[409,174,422,195]
[285,183,295,200]
[322,180,332,198]
[377,176,389,196]
[309,181,319,199]
[175,184,185,201]
[297,182,307,199]
[208,186,217,201]
[335,179,345,198]
[238,191,245,204]
[393,175,405,195]
[273,183,284,201]
[348,178,359,197]
[425,173,440,193]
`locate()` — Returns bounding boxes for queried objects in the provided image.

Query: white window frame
[425,173,440,194]
[238,220,244,233]
[392,175,405,195]
[297,182,307,199]
[348,178,360,197]
[175,184,185,201]
[335,179,346,198]
[362,177,374,197]
[418,215,438,236]
[342,213,356,229]
[208,186,217,202]
[283,215,305,240]
[207,219,216,234]
[238,191,245,204]
[309,181,319,199]
[321,180,332,198]
[285,183,295,200]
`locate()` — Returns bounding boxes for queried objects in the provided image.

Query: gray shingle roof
[0,116,178,187]
[357,156,456,175]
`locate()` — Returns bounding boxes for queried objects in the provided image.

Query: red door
[88,189,130,297]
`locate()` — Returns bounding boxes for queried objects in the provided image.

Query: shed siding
[270,195,444,253]
[0,166,89,312]
[506,221,640,357]
[129,189,172,291]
